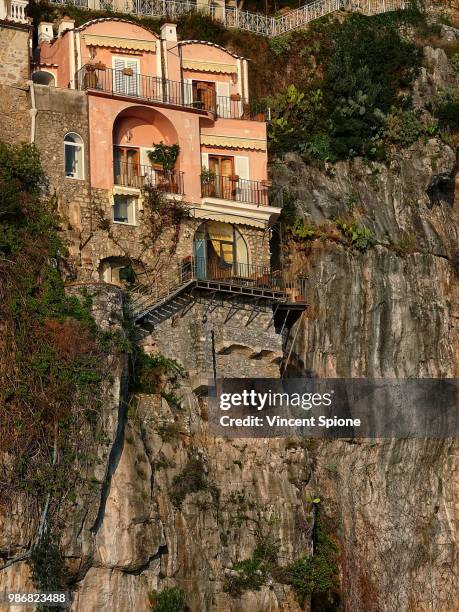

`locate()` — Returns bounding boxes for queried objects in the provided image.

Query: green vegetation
[149,587,188,611]
[148,142,180,171]
[281,520,338,606]
[269,12,423,160]
[30,529,67,610]
[131,352,184,393]
[224,514,339,606]
[224,537,278,596]
[435,87,459,132]
[0,141,125,592]
[170,456,219,508]
[0,142,108,497]
[335,218,375,251]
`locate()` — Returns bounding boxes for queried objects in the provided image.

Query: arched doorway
[193,221,249,279]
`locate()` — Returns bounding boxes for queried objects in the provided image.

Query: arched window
[32,71,55,86]
[64,133,84,179]
[193,221,249,279]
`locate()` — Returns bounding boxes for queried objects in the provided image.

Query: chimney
[161,23,177,42]
[58,15,75,36]
[38,22,54,44]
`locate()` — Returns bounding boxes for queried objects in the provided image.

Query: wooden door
[209,155,234,199]
[114,147,140,187]
[193,81,216,112]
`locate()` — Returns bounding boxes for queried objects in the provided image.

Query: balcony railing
[201,175,282,208]
[114,161,184,194]
[76,65,267,121]
[180,256,283,290]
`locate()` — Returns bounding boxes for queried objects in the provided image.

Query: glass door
[208,155,235,200]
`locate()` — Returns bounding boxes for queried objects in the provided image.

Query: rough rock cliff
[270,48,459,612]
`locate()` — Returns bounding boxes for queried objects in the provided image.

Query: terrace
[201,175,283,208]
[77,64,267,121]
[114,161,184,194]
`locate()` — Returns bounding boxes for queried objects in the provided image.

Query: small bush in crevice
[130,352,184,393]
[30,529,67,611]
[149,586,189,612]
[170,457,219,508]
[335,218,375,251]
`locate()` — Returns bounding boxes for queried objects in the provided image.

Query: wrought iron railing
[77,65,267,120]
[181,256,283,289]
[77,65,196,107]
[201,174,282,208]
[114,161,184,194]
[51,0,409,37]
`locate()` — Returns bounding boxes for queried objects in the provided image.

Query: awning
[182,58,237,74]
[83,34,156,52]
[201,134,266,151]
[192,208,267,229]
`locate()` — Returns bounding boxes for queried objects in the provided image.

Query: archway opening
[112,106,181,192]
[32,71,55,86]
[193,221,249,279]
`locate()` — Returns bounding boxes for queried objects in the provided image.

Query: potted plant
[148,142,180,172]
[148,142,180,192]
[122,67,133,76]
[94,61,106,70]
[230,93,241,101]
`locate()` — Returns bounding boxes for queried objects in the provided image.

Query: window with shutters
[112,57,140,97]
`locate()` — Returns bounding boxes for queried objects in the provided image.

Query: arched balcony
[112,106,184,195]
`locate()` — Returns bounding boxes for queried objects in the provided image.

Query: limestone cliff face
[271,81,459,611]
[72,392,311,611]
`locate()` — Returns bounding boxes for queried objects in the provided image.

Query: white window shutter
[113,58,124,93]
[216,81,231,118]
[235,156,250,201]
[235,156,249,180]
[216,81,230,99]
[184,78,193,106]
[201,152,209,171]
[126,59,139,96]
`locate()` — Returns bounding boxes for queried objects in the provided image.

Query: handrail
[77,65,268,120]
[201,174,282,208]
[130,255,286,318]
[51,0,409,38]
[114,160,184,194]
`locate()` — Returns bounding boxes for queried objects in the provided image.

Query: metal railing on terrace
[77,65,267,120]
[201,174,283,208]
[114,161,184,194]
[51,0,409,37]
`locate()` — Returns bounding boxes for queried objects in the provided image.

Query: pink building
[35,17,278,232]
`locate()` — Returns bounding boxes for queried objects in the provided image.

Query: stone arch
[113,105,180,167]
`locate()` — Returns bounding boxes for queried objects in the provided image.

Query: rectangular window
[112,195,136,225]
[113,57,140,97]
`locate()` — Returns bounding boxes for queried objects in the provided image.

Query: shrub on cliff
[0,141,119,590]
[269,13,421,160]
[149,587,189,612]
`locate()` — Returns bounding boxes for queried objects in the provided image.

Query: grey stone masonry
[146,294,282,386]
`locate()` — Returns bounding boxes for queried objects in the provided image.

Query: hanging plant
[148,142,180,171]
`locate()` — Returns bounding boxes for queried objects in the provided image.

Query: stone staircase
[50,0,410,37]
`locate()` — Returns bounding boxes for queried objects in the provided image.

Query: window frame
[112,194,137,226]
[64,132,84,180]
